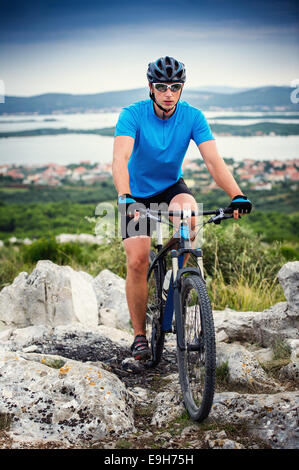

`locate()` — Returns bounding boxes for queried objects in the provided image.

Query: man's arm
[198,140,247,219]
[112,135,134,195]
[198,140,243,198]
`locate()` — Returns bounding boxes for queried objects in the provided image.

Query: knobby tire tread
[177,274,216,422]
[147,251,165,367]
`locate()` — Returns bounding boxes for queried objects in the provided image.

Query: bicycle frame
[147,214,204,346]
[145,206,233,349]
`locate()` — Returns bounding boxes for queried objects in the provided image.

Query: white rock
[252,302,298,347]
[216,342,282,391]
[96,324,133,346]
[0,328,13,341]
[99,308,118,329]
[0,352,136,446]
[277,261,299,313]
[213,309,260,343]
[253,348,274,363]
[151,391,185,428]
[55,233,103,245]
[93,270,131,332]
[0,260,98,329]
[210,391,299,449]
[286,339,299,361]
[279,362,299,383]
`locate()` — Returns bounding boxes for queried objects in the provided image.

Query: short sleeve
[191,110,215,146]
[114,107,138,139]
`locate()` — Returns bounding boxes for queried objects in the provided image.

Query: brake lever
[210,208,225,224]
[208,208,235,224]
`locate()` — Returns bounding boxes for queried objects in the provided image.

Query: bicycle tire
[146,251,166,367]
[176,274,216,422]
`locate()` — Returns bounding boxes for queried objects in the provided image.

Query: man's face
[149,82,184,110]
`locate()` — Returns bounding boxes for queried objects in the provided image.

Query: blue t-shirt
[114,99,215,198]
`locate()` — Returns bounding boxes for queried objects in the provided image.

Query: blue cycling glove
[228,195,252,214]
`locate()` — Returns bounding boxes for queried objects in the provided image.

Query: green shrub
[22,236,86,265]
[216,361,229,385]
[280,245,299,261]
[198,224,286,310]
[202,223,286,283]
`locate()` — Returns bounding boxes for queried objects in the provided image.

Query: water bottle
[162,270,172,300]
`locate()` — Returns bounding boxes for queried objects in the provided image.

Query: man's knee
[124,237,150,275]
[127,252,149,275]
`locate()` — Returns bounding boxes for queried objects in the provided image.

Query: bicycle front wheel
[177,274,216,422]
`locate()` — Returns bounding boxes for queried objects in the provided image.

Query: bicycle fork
[171,248,204,352]
[162,247,203,344]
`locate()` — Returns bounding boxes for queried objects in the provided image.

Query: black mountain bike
[141,206,234,423]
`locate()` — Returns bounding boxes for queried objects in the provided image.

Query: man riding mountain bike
[112,56,252,360]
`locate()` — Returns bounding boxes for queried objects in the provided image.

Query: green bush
[280,245,299,261]
[199,223,286,310]
[202,223,285,283]
[22,236,86,265]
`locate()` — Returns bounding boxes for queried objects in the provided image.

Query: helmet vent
[157,59,163,71]
[166,66,172,78]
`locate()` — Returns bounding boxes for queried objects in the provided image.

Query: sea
[0,111,298,166]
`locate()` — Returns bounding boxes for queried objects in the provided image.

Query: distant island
[1,85,298,114]
[0,122,298,138]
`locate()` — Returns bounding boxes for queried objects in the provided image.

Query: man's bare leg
[123,236,151,337]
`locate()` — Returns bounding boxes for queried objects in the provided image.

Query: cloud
[1,0,298,94]
[1,0,299,45]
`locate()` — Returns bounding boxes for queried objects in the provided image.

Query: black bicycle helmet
[147,56,186,83]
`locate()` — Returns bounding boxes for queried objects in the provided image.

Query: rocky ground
[0,260,298,450]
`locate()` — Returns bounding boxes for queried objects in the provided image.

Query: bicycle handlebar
[136,206,233,218]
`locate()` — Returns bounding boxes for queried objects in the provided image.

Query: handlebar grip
[224,206,233,214]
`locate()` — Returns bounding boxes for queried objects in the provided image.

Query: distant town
[0,161,113,187]
[0,157,299,192]
[182,157,299,192]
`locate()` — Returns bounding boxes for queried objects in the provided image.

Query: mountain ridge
[1,86,298,114]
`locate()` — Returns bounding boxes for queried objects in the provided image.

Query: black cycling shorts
[120,177,194,240]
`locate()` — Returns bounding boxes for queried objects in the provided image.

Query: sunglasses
[153,83,183,93]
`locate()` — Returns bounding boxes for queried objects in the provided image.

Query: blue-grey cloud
[1,0,298,44]
[1,0,298,94]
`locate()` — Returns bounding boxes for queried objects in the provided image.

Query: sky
[0,0,299,96]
